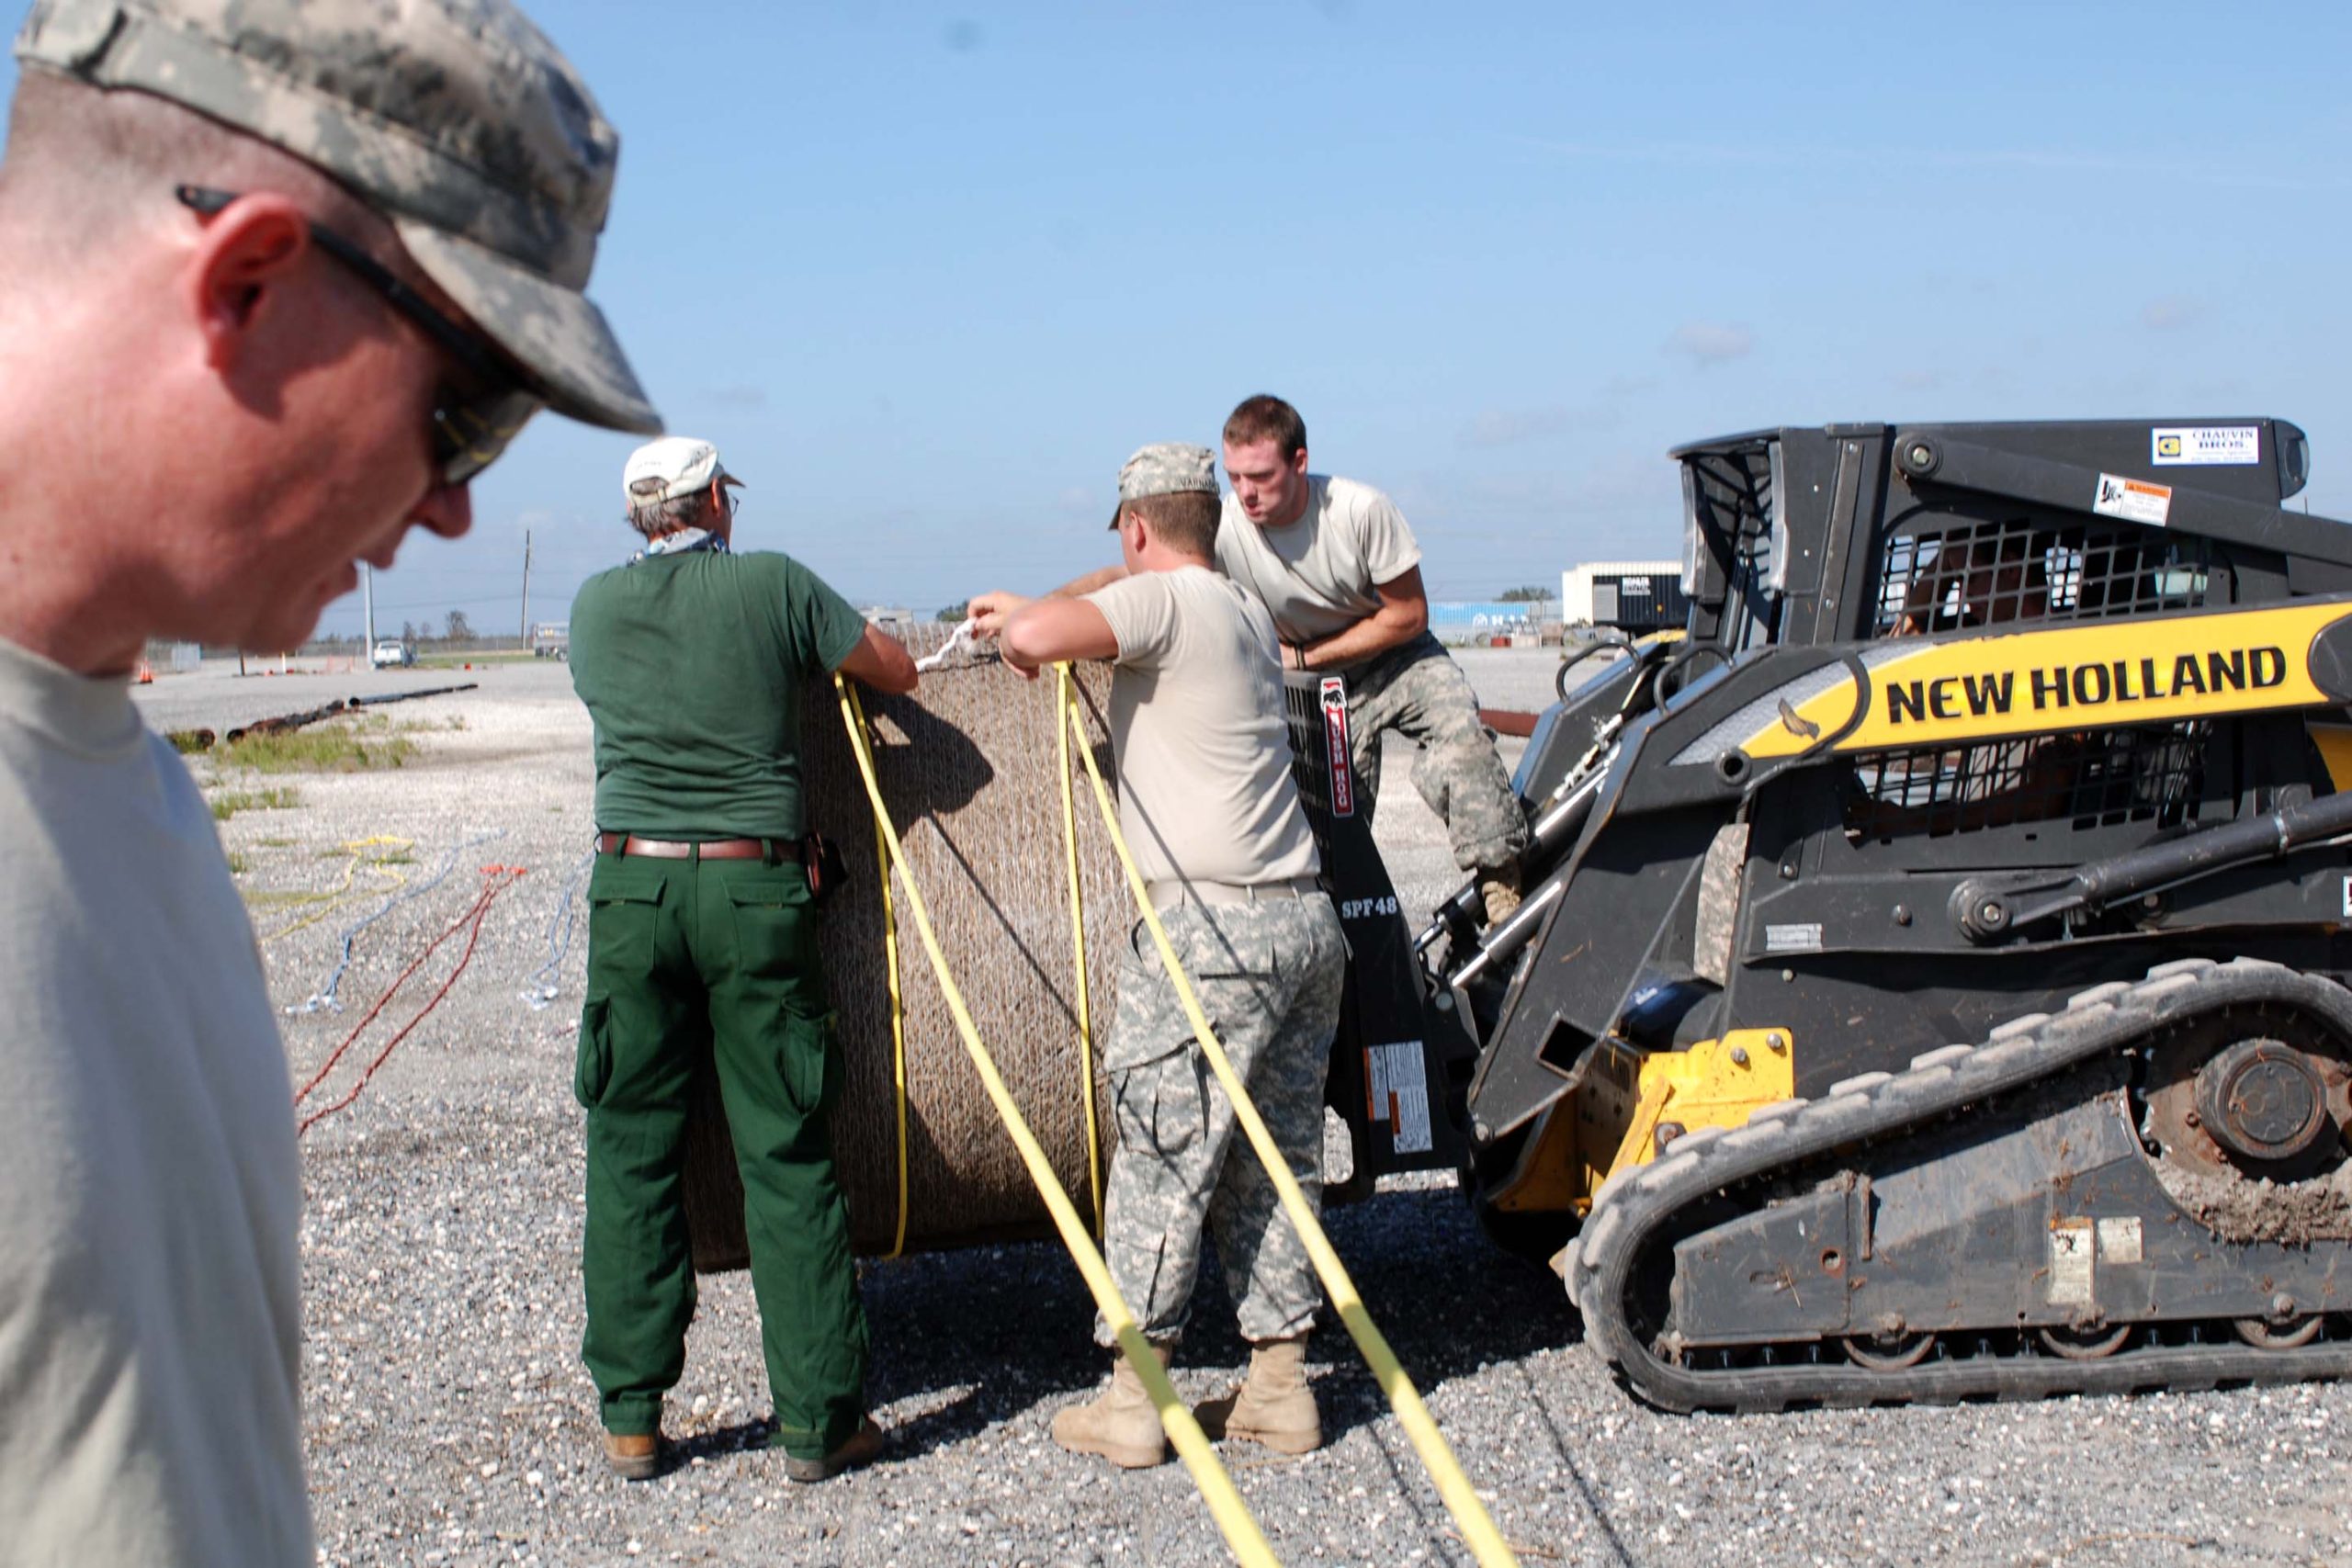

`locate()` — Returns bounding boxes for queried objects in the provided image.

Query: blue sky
[11,2,2352,634]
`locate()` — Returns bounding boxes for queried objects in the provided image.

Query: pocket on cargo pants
[574,997,614,1108]
[718,868,837,1128]
[577,861,666,1109]
[766,1003,839,1120]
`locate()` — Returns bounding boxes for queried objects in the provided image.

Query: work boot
[1051,1343,1170,1469]
[783,1415,886,1484]
[602,1428,663,1483]
[1478,860,1523,926]
[1194,1336,1320,1456]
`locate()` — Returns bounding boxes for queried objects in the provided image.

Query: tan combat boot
[1050,1343,1170,1469]
[783,1414,886,1484]
[602,1428,662,1483]
[1194,1336,1319,1456]
[1479,860,1523,926]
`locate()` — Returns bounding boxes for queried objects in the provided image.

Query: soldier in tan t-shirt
[1218,394,1531,920]
[1052,397,1532,921]
[967,444,1347,1470]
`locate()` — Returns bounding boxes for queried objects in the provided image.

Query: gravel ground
[134,650,2352,1568]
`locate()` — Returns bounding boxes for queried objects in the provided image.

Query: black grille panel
[1284,679,1333,815]
[1871,519,2211,637]
[1687,443,1776,645]
[1846,723,2207,840]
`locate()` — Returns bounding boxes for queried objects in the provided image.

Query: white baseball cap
[622,437,742,505]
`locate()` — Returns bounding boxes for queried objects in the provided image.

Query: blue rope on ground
[523,846,595,1010]
[287,829,507,1016]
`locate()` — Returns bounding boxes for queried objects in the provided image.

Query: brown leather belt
[596,832,800,862]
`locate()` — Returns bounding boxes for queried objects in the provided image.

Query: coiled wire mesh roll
[681,631,1130,1268]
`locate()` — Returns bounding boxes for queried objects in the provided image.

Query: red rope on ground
[296,866,526,1137]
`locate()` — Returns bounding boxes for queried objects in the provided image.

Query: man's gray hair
[627,479,719,540]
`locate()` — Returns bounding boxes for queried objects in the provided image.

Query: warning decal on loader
[1366,1040,1432,1155]
[2092,472,2173,527]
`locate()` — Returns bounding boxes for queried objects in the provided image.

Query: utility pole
[520,529,533,646]
[362,563,376,652]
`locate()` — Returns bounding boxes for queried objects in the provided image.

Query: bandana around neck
[635,527,729,562]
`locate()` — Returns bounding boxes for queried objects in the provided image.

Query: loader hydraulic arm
[1959,786,2352,942]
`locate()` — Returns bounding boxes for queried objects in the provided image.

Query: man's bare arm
[1294,564,1430,671]
[965,589,1118,682]
[1046,563,1129,599]
[1001,598,1119,668]
[835,623,919,694]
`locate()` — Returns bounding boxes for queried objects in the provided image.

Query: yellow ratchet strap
[1057,678,1519,1568]
[833,678,1279,1568]
[844,687,913,1260]
[1057,664,1107,1234]
[258,835,413,945]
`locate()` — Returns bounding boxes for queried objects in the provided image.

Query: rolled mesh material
[681,630,1131,1268]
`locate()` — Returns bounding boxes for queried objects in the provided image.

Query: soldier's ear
[184,192,314,373]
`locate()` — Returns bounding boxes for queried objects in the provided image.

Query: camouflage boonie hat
[1108,442,1217,527]
[13,0,662,435]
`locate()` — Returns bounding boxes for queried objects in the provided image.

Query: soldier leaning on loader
[968,442,1349,1467]
[1216,395,1532,920]
[567,437,919,1483]
[0,1,657,1561]
[1057,395,1532,922]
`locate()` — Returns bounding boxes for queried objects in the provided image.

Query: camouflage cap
[1113,443,1218,522]
[13,0,662,435]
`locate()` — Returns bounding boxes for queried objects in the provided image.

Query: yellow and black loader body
[1412,418,2352,1407]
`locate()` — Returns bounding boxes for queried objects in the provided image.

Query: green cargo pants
[573,850,867,1461]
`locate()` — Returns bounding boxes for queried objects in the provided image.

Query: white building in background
[862,605,918,638]
[1560,560,1686,633]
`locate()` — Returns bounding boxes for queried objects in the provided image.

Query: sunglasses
[175,185,540,486]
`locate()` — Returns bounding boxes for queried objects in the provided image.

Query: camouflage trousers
[1342,632,1532,874]
[1094,892,1347,1348]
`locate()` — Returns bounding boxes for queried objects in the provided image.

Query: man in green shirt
[569,436,917,1483]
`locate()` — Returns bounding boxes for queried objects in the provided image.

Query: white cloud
[1459,407,1577,450]
[1666,321,1755,367]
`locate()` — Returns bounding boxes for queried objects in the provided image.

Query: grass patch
[243,886,329,908]
[312,845,416,865]
[220,717,415,773]
[224,852,248,874]
[254,837,298,848]
[212,786,300,821]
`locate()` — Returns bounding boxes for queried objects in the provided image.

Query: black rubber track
[1565,957,2352,1412]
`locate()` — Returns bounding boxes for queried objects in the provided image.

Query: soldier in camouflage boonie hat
[1108,442,1217,527]
[13,0,661,438]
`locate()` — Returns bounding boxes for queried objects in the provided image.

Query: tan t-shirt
[0,637,311,1566]
[1086,566,1321,889]
[1213,474,1421,648]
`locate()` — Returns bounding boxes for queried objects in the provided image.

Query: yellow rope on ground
[258,836,413,945]
[1057,664,1107,1235]
[833,678,1279,1568]
[845,687,913,1261]
[1057,679,1520,1568]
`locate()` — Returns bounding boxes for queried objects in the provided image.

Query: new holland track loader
[1299,416,2352,1411]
